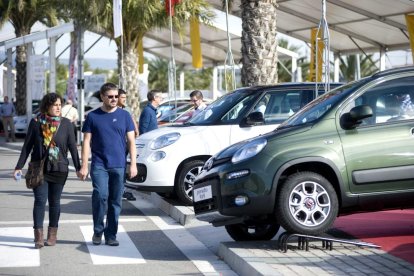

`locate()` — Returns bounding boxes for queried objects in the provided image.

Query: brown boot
[45,227,58,246]
[34,228,44,249]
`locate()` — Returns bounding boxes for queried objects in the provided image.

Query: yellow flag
[190,17,203,69]
[405,14,414,63]
[309,28,324,82]
[138,38,144,74]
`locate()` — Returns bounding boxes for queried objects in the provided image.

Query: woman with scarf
[13,93,81,249]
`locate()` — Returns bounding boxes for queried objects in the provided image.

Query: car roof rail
[372,66,414,78]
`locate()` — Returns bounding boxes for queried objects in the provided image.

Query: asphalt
[2,136,414,276]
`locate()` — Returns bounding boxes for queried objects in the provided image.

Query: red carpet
[334,209,414,264]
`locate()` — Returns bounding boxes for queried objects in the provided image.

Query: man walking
[79,82,137,246]
[0,96,16,142]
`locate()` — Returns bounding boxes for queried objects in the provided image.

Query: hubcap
[288,181,331,227]
[183,165,203,201]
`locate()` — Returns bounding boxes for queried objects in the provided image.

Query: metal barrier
[278,232,381,252]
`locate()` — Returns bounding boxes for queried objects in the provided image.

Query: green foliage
[184,68,213,90]
[339,54,378,82]
[148,57,213,92]
[277,38,309,83]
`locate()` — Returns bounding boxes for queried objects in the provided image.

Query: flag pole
[168,0,177,109]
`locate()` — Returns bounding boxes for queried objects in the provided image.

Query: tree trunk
[241,0,278,86]
[122,46,141,120]
[15,45,27,115]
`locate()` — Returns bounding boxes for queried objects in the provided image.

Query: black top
[15,117,81,177]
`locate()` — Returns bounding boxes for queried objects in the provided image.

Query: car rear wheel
[276,171,338,235]
[225,222,280,241]
[175,160,205,205]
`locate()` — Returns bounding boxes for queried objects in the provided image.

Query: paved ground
[2,135,414,275]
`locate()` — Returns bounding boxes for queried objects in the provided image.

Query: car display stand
[278,232,380,253]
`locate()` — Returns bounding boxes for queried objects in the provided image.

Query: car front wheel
[225,222,280,241]
[175,160,205,205]
[276,171,338,235]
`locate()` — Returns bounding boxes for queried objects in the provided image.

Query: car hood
[214,124,312,160]
[136,125,209,143]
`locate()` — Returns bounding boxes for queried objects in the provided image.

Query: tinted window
[343,76,414,126]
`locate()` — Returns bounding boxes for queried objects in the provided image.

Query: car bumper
[193,161,276,225]
[125,152,178,193]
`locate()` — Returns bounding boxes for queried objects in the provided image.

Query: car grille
[193,177,219,214]
[127,164,147,183]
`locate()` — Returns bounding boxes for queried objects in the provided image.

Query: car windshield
[279,80,368,128]
[186,88,252,125]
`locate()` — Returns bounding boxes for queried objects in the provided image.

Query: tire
[175,160,205,205]
[276,171,338,235]
[225,222,280,241]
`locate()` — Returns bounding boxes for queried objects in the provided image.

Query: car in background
[127,82,343,205]
[193,66,414,241]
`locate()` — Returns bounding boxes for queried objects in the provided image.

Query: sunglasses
[106,95,119,99]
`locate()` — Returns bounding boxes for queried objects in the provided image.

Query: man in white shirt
[190,90,207,118]
[61,99,79,141]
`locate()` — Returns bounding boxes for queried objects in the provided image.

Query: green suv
[193,66,414,241]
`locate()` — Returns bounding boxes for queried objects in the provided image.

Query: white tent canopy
[208,0,414,55]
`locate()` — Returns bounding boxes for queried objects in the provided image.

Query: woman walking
[13,93,81,249]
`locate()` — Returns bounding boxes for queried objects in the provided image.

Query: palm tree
[224,0,278,86]
[111,0,214,118]
[0,0,59,115]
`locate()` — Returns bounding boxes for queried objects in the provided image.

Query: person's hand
[76,171,83,180]
[78,166,89,181]
[129,164,137,179]
[13,169,22,180]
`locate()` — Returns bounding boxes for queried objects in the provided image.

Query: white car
[127,83,342,205]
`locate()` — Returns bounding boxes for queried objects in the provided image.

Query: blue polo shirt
[82,107,135,169]
[139,103,158,134]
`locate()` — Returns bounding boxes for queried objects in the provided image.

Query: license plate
[193,185,212,202]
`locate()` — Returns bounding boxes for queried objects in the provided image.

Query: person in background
[61,98,79,142]
[13,93,81,249]
[79,82,137,247]
[0,95,16,142]
[118,88,138,201]
[138,89,163,135]
[189,90,207,118]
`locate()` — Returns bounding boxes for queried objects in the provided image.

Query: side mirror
[340,105,373,130]
[241,111,265,127]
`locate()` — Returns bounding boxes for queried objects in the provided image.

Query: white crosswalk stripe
[0,227,40,267]
[80,225,146,265]
[0,223,146,267]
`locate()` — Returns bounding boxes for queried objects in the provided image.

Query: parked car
[193,66,414,241]
[127,83,342,205]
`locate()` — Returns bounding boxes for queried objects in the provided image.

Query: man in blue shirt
[79,82,137,246]
[0,96,16,142]
[138,89,163,134]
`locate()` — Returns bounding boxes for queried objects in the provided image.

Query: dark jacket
[138,103,158,134]
[15,117,81,174]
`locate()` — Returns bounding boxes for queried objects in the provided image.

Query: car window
[221,95,255,123]
[343,76,414,126]
[189,88,250,125]
[251,89,321,125]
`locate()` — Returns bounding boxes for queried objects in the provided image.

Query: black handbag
[25,122,60,189]
[25,158,46,189]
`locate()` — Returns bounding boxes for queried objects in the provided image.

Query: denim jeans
[90,165,125,240]
[33,179,64,229]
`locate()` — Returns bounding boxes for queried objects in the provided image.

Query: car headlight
[150,132,181,150]
[231,138,267,164]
